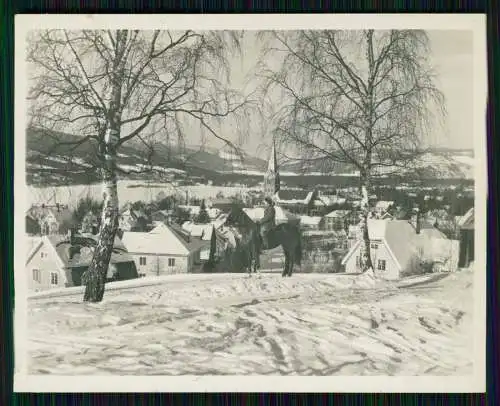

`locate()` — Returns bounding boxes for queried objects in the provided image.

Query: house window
[355,256,360,267]
[377,260,386,271]
[139,257,147,266]
[50,272,58,285]
[32,269,40,282]
[168,258,175,267]
[371,243,378,250]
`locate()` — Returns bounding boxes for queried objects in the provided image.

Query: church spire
[263,139,280,198]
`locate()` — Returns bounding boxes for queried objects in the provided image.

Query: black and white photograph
[14,14,487,392]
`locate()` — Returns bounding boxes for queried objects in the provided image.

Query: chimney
[56,203,60,212]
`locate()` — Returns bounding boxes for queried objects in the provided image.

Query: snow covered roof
[275,189,314,205]
[178,205,220,219]
[324,209,351,218]
[243,206,299,223]
[182,222,215,241]
[419,227,448,240]
[27,234,133,269]
[316,195,347,206]
[300,216,322,227]
[457,207,474,229]
[123,223,207,256]
[375,200,394,210]
[342,219,419,271]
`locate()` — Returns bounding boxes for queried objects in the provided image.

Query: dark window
[139,257,147,266]
[50,272,58,285]
[32,269,40,282]
[168,258,175,267]
[377,260,386,271]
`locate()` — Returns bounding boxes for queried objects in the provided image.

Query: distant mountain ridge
[25,127,474,186]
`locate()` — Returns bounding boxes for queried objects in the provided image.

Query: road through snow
[26,270,474,376]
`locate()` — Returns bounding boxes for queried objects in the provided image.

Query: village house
[373,200,394,218]
[177,205,221,220]
[457,207,474,268]
[151,209,173,223]
[243,205,300,226]
[118,208,150,232]
[79,211,99,235]
[341,218,459,280]
[322,209,351,231]
[181,221,230,261]
[273,189,319,215]
[121,222,210,277]
[25,213,40,235]
[25,232,138,292]
[299,215,323,231]
[341,219,420,280]
[209,198,234,213]
[28,205,74,236]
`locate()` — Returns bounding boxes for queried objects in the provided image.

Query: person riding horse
[258,197,276,250]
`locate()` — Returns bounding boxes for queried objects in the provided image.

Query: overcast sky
[195,29,475,158]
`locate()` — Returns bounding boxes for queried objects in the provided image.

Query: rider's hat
[264,196,274,205]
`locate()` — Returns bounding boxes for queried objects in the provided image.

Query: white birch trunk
[82,31,126,302]
[359,173,373,272]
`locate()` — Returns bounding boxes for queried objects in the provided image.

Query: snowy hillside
[25,128,473,186]
[26,270,474,376]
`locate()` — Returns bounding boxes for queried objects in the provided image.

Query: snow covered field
[25,181,256,210]
[26,270,474,376]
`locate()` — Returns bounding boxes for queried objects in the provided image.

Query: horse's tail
[294,225,302,265]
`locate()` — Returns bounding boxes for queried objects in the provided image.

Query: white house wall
[26,242,69,291]
[130,253,190,277]
[344,240,400,280]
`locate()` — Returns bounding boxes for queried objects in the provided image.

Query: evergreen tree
[195,199,210,224]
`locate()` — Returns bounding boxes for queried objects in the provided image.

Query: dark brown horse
[225,207,302,277]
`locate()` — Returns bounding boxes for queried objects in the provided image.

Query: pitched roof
[324,209,351,218]
[383,220,420,270]
[458,207,474,229]
[123,222,208,256]
[28,234,134,269]
[419,227,448,240]
[168,223,209,252]
[181,222,218,241]
[243,206,299,223]
[342,219,419,271]
[375,200,394,210]
[276,189,313,204]
[300,216,322,227]
[122,229,189,256]
[33,207,73,225]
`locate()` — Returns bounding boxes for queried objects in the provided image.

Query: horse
[224,206,302,277]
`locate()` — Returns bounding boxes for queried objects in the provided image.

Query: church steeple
[263,139,280,198]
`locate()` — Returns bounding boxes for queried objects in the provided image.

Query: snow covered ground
[26,270,474,376]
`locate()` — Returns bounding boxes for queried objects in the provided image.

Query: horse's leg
[287,249,294,277]
[282,251,289,277]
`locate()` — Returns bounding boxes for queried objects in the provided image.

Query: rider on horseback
[258,196,276,250]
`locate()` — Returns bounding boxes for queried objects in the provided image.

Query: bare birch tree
[257,30,445,272]
[27,29,251,301]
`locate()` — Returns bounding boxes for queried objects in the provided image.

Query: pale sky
[194,29,475,157]
[28,29,475,158]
